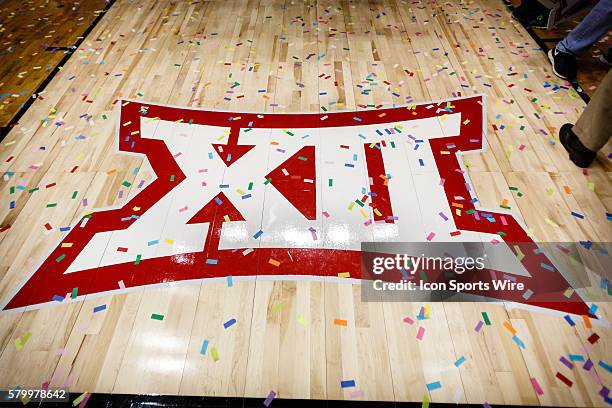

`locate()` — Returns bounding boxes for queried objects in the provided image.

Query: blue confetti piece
[200,340,209,355]
[571,211,584,219]
[512,335,526,349]
[93,304,107,313]
[206,259,218,265]
[598,360,612,373]
[564,315,575,326]
[253,230,263,239]
[568,354,585,362]
[227,275,233,287]
[223,318,237,329]
[214,197,223,205]
[52,295,64,302]
[540,262,555,272]
[454,356,466,367]
[340,380,356,388]
[589,304,598,315]
[426,381,442,391]
[147,240,159,246]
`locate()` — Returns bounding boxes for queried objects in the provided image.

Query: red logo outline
[0,95,590,316]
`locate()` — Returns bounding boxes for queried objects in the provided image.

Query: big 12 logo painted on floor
[1,95,591,316]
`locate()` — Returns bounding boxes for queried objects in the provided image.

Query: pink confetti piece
[530,377,544,395]
[349,390,364,398]
[426,232,435,241]
[118,280,126,289]
[416,326,425,340]
[62,373,75,388]
[403,316,415,325]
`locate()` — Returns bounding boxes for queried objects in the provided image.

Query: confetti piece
[334,319,348,327]
[481,312,491,325]
[474,321,484,332]
[416,326,425,340]
[223,318,237,329]
[530,377,544,395]
[200,340,209,355]
[93,304,107,313]
[263,390,276,407]
[341,379,356,388]
[151,313,164,321]
[454,356,466,367]
[588,333,600,344]
[512,335,526,349]
[556,372,573,387]
[426,381,441,391]
[503,321,517,335]
[211,346,219,361]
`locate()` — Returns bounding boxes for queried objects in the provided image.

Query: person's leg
[556,0,612,56]
[559,69,612,167]
[573,69,612,151]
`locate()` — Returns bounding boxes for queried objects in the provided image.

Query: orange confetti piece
[503,321,517,335]
[334,319,348,326]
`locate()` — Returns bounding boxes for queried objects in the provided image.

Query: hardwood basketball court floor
[0,0,610,406]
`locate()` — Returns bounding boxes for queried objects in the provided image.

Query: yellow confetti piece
[359,209,367,218]
[545,188,554,196]
[296,314,308,326]
[544,218,559,228]
[133,206,141,211]
[268,258,280,267]
[223,215,230,222]
[164,238,174,245]
[271,303,283,313]
[61,243,73,248]
[587,182,594,191]
[122,121,132,126]
[338,272,350,278]
[211,346,219,361]
[564,287,575,298]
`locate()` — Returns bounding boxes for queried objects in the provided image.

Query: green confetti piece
[151,313,164,320]
[56,254,66,262]
[500,205,511,209]
[170,175,175,182]
[297,156,307,161]
[72,191,78,199]
[419,270,428,283]
[121,181,132,188]
[73,392,88,406]
[264,178,272,185]
[321,106,328,112]
[28,187,39,193]
[328,179,333,187]
[71,287,78,299]
[46,203,57,208]
[482,312,491,325]
[509,187,519,191]
[9,186,14,194]
[248,182,253,190]
[135,254,142,265]
[355,199,364,207]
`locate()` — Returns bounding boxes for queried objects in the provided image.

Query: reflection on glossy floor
[0,0,610,406]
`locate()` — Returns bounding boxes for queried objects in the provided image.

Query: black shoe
[559,123,596,168]
[548,47,577,81]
